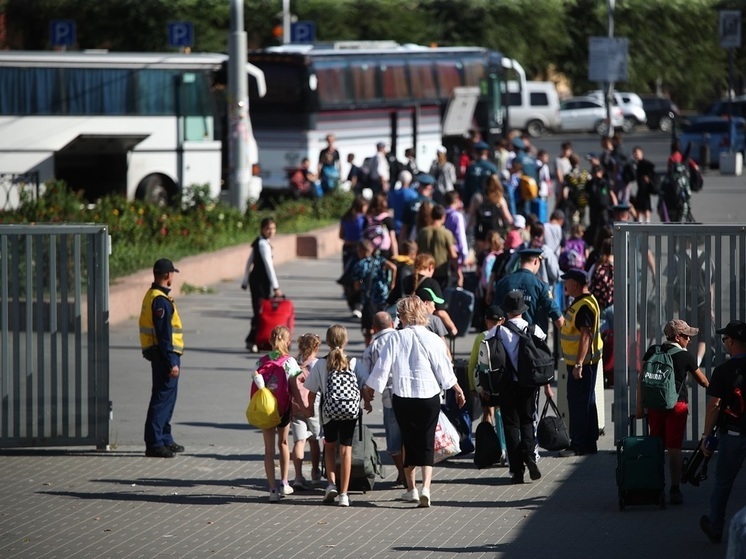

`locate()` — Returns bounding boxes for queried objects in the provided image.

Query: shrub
[0,182,353,278]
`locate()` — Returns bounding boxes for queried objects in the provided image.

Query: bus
[247,42,525,192]
[0,50,263,209]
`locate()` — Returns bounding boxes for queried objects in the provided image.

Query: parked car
[559,96,624,135]
[679,116,746,168]
[506,80,562,137]
[640,95,679,132]
[585,90,647,132]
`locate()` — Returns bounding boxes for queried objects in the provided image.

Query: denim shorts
[383,405,402,455]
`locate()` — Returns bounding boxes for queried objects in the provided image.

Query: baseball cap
[485,304,505,321]
[561,269,588,285]
[716,320,746,341]
[513,215,526,229]
[664,319,699,339]
[416,287,445,305]
[436,145,448,154]
[153,258,179,275]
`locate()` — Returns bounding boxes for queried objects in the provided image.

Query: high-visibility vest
[560,294,602,366]
[139,288,184,358]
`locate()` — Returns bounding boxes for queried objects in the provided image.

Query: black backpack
[476,202,506,238]
[503,321,555,387]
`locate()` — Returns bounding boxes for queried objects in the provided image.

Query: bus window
[315,59,351,107]
[380,60,409,102]
[351,61,378,104]
[408,60,437,101]
[462,58,485,88]
[435,60,462,99]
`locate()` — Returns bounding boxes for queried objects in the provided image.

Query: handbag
[433,410,461,463]
[246,387,281,430]
[537,396,570,451]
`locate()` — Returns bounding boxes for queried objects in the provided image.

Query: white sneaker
[419,487,431,508]
[352,309,362,319]
[279,483,294,496]
[323,484,338,503]
[269,490,280,503]
[338,493,350,507]
[400,488,419,502]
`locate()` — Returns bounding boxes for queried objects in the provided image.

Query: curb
[108,224,341,326]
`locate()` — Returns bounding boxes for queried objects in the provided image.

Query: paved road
[2,240,744,557]
[1,167,744,558]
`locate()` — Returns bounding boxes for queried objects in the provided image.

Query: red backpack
[250,354,291,416]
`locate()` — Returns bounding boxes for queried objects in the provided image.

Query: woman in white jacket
[363,295,466,508]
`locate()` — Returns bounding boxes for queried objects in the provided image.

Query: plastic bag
[433,411,461,463]
[246,387,281,429]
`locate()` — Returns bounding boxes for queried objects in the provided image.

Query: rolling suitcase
[325,415,385,493]
[444,287,475,337]
[616,421,666,510]
[255,296,295,350]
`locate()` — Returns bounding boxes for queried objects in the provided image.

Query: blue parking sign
[50,19,76,47]
[291,21,316,44]
[168,22,194,48]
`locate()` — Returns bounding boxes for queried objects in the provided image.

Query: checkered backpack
[323,367,361,421]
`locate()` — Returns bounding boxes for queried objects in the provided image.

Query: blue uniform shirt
[494,269,561,328]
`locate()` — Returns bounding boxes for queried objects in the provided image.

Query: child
[251,325,301,502]
[289,333,323,490]
[304,325,360,507]
[352,240,397,346]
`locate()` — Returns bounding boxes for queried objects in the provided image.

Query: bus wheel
[137,175,173,206]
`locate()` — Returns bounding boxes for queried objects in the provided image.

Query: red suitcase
[255,297,295,350]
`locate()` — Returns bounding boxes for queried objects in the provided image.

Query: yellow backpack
[519,174,539,200]
[246,387,281,429]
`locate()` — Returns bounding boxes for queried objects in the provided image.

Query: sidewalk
[0,255,741,558]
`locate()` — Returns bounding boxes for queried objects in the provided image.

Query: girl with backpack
[338,196,368,317]
[251,325,302,502]
[289,333,323,490]
[304,325,363,507]
[364,193,398,259]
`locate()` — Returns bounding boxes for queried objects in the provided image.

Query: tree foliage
[0,0,740,109]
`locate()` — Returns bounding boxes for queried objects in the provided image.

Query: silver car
[559,96,624,135]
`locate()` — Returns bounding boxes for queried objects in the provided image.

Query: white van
[506,80,561,137]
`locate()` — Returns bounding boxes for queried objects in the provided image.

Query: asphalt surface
[1,170,745,558]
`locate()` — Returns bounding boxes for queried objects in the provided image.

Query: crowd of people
[138,129,743,545]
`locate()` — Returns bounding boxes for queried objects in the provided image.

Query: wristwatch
[573,363,582,369]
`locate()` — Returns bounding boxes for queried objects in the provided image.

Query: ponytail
[325,324,349,371]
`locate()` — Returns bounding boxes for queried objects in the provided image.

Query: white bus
[247,42,523,192]
[0,50,263,209]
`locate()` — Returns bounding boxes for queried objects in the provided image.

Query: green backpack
[641,345,685,410]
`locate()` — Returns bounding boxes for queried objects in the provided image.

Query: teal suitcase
[616,435,666,510]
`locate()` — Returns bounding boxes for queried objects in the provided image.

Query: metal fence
[613,223,746,445]
[0,172,40,211]
[0,224,110,449]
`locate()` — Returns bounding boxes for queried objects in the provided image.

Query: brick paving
[0,255,742,558]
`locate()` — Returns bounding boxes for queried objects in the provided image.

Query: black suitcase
[445,287,475,337]
[616,434,666,510]
[325,416,385,493]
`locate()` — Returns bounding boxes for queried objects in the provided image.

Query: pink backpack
[250,354,291,416]
[363,212,392,252]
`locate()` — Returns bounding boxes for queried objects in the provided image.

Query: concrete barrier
[108,225,342,326]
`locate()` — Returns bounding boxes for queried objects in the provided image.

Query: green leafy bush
[0,182,353,278]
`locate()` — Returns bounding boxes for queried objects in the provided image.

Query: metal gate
[613,223,746,445]
[0,224,110,449]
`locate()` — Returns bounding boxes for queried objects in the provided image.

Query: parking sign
[291,21,316,44]
[50,19,76,47]
[168,21,194,49]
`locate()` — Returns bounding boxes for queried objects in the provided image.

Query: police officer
[558,269,602,457]
[490,247,563,334]
[700,320,746,544]
[461,141,498,208]
[139,258,185,458]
